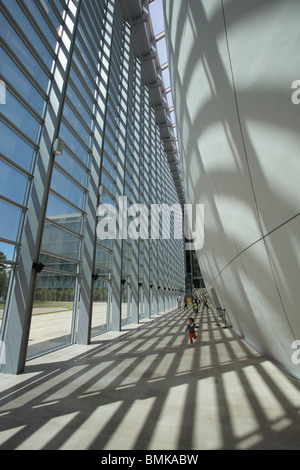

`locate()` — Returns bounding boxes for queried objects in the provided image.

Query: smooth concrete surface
[164,0,300,379]
[0,305,300,450]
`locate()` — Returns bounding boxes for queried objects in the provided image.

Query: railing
[216,307,231,328]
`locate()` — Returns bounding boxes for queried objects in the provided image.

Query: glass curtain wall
[0,0,185,374]
[28,0,108,357]
[0,0,67,356]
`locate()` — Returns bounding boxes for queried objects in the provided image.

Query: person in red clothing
[185,317,198,344]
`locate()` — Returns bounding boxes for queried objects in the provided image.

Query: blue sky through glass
[149,0,176,133]
[149,0,164,36]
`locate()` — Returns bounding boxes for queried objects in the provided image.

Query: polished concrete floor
[0,305,300,450]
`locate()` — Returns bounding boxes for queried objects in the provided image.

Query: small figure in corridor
[202,295,209,311]
[184,296,188,309]
[177,295,182,308]
[185,317,198,344]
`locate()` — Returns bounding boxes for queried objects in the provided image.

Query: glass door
[91,278,110,336]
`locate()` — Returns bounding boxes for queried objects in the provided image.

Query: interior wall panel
[164,0,300,379]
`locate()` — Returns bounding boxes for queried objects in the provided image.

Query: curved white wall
[164,0,300,379]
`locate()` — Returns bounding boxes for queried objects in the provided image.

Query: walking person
[185,317,198,344]
[184,296,188,309]
[203,294,209,311]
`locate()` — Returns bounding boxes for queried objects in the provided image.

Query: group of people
[177,294,209,312]
[176,293,210,345]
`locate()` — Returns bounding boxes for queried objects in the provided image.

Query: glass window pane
[91,279,109,336]
[39,253,77,274]
[69,67,94,111]
[28,272,77,358]
[2,0,54,70]
[95,245,111,270]
[1,90,40,142]
[51,167,84,209]
[46,194,82,234]
[0,15,50,91]
[72,50,95,96]
[0,48,45,116]
[0,160,28,205]
[66,84,93,125]
[25,1,59,52]
[0,200,22,242]
[101,170,115,196]
[102,151,116,177]
[60,150,87,186]
[63,102,91,146]
[0,263,12,333]
[59,122,88,166]
[38,0,65,33]
[0,121,35,171]
[41,222,80,260]
[0,242,15,261]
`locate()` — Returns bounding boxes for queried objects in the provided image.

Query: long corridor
[0,304,300,450]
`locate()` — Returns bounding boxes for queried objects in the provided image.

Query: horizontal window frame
[16,0,59,58]
[40,249,82,267]
[38,266,81,277]
[61,141,91,175]
[72,44,98,95]
[1,39,49,104]
[0,193,28,213]
[0,114,40,153]
[0,152,33,179]
[44,217,84,241]
[48,188,87,218]
[0,2,55,79]
[53,160,88,196]
[60,116,91,155]
[32,0,63,43]
[67,76,95,122]
[0,72,45,124]
[64,96,94,137]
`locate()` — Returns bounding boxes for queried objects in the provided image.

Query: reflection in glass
[0,48,45,116]
[0,242,15,262]
[28,272,77,358]
[1,0,53,69]
[51,167,84,209]
[39,253,77,274]
[95,245,112,271]
[121,282,128,326]
[46,194,82,234]
[0,200,22,242]
[91,279,110,336]
[0,160,28,205]
[0,15,49,91]
[59,122,88,166]
[0,261,12,333]
[60,149,87,186]
[41,221,81,260]
[0,121,35,172]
